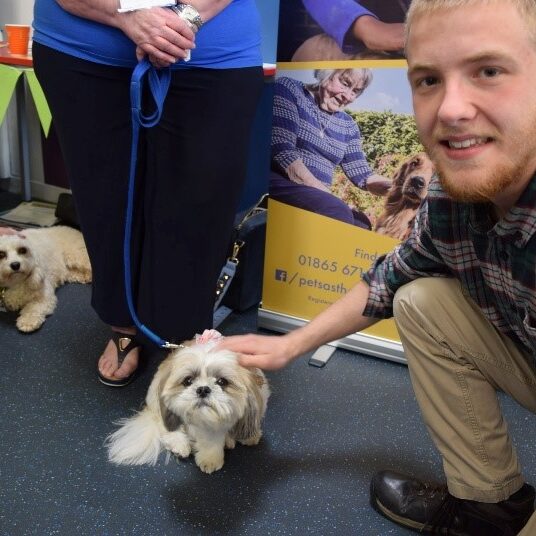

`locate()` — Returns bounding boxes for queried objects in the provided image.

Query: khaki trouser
[393,278,536,525]
[519,511,536,536]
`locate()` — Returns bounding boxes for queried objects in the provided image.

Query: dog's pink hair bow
[195,329,224,347]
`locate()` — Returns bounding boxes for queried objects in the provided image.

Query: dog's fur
[374,153,435,241]
[106,345,270,474]
[0,226,91,332]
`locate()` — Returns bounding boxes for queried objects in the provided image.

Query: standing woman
[32,0,264,386]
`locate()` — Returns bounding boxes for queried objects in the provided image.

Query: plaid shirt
[363,175,536,358]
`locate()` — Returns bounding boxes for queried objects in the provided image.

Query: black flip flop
[97,332,142,387]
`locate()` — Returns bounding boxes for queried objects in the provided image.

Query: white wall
[0,0,45,197]
[0,0,34,31]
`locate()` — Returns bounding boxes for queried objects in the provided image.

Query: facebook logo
[275,269,287,282]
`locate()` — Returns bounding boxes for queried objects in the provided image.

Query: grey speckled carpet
[1,283,536,536]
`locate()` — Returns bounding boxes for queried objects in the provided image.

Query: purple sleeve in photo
[302,0,376,51]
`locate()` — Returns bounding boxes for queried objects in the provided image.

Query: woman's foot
[97,328,141,387]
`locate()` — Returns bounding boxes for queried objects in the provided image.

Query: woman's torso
[33,0,262,68]
[272,77,362,185]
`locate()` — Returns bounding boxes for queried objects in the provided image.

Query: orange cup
[5,24,31,55]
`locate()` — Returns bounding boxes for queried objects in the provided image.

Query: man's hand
[218,333,298,370]
[219,282,378,371]
[353,16,404,52]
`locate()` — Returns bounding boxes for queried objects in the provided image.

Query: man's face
[318,71,365,112]
[406,2,536,209]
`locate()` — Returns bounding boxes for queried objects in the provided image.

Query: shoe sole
[97,371,136,388]
[372,496,427,532]
[96,333,142,388]
[371,496,465,536]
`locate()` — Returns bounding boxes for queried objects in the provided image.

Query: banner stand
[258,307,406,365]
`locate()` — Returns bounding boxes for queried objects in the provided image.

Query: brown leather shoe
[370,470,535,535]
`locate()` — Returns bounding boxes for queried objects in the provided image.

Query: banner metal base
[257,307,406,365]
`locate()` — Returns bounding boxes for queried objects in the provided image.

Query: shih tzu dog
[106,330,270,474]
[0,226,91,332]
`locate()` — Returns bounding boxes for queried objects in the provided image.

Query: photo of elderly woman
[278,0,409,62]
[270,68,392,229]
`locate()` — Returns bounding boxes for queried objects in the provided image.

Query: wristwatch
[170,3,204,33]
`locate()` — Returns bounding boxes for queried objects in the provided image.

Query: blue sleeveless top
[33,0,262,69]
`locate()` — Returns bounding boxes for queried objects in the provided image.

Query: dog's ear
[392,160,409,186]
[156,362,183,432]
[26,261,45,290]
[231,370,265,441]
[383,160,408,207]
[160,402,182,432]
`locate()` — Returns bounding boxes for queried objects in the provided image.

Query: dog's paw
[161,431,191,458]
[225,435,236,450]
[16,315,43,332]
[195,450,224,474]
[238,431,262,446]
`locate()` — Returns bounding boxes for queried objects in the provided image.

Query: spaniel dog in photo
[374,153,435,241]
[0,226,91,332]
[106,331,270,474]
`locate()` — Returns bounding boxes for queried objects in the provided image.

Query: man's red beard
[424,133,530,204]
[434,157,516,203]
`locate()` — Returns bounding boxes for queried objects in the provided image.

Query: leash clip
[162,342,186,350]
[230,239,245,263]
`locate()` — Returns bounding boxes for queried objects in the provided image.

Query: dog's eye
[17,247,27,255]
[182,376,193,386]
[216,378,228,387]
[0,251,5,259]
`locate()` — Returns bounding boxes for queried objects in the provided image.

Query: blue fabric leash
[125,58,238,346]
[124,58,179,348]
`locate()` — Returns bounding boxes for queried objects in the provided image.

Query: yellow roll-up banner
[262,199,400,342]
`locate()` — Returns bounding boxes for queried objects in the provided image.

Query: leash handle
[124,59,179,349]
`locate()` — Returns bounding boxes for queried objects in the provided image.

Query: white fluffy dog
[0,226,91,332]
[106,334,270,474]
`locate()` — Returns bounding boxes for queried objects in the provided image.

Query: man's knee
[393,277,459,326]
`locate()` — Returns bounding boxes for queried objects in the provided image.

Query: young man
[220,0,536,533]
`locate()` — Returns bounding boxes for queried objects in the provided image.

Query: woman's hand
[218,333,299,371]
[56,1,196,66]
[119,8,196,66]
[366,173,392,196]
[353,16,404,52]
[286,160,332,192]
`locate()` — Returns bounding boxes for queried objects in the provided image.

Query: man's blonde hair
[405,0,536,45]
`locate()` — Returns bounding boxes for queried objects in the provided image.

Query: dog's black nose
[409,176,426,189]
[196,386,211,398]
[10,262,20,271]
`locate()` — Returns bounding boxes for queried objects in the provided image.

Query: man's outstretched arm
[218,280,378,370]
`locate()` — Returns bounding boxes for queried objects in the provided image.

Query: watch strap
[170,3,204,33]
